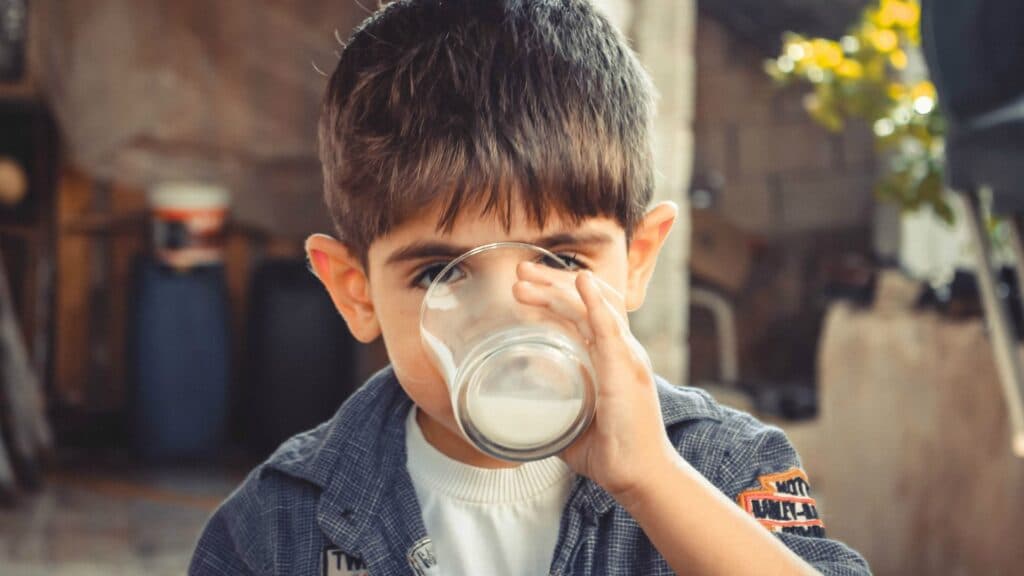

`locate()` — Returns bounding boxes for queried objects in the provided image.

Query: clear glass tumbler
[419,242,597,462]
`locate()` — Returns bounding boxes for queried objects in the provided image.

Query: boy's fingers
[512,280,594,343]
[511,279,580,322]
[516,260,555,286]
[518,261,626,311]
[576,272,654,383]
[585,272,626,311]
[517,270,654,385]
[576,271,626,348]
[515,262,634,353]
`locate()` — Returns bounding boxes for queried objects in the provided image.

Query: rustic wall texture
[797,276,1024,576]
[687,14,878,388]
[594,0,696,386]
[693,16,876,239]
[38,0,363,237]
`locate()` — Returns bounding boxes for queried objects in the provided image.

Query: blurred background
[0,0,1021,574]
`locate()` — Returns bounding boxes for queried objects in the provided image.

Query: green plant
[765,0,951,222]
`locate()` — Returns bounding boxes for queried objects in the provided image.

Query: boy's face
[306,199,677,462]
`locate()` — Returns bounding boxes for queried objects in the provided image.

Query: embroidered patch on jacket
[407,538,440,576]
[736,467,826,537]
[323,547,369,576]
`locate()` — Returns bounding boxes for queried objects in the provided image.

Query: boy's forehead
[440,206,595,237]
[406,198,618,241]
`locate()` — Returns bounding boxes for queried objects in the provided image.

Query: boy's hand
[515,259,824,576]
[513,260,679,502]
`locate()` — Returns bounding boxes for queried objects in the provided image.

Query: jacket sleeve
[711,411,872,576]
[189,469,268,576]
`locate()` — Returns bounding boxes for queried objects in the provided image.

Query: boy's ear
[624,201,679,312]
[304,233,381,343]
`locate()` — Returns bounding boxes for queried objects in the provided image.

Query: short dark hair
[318,0,656,268]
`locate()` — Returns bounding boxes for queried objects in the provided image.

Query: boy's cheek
[391,347,453,413]
[396,370,460,433]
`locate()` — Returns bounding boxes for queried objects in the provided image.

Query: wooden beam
[54,167,93,407]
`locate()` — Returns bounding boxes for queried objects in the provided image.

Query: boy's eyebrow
[385,231,614,265]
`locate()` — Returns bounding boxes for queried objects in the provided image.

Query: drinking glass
[419,242,597,461]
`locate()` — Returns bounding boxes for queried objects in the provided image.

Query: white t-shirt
[404,406,576,576]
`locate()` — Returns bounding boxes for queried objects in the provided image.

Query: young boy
[191,1,870,574]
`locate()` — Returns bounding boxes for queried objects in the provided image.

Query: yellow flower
[890,50,908,70]
[911,81,937,101]
[879,1,920,28]
[887,82,908,100]
[870,29,900,53]
[892,2,921,28]
[837,60,864,79]
[865,6,884,28]
[877,1,897,27]
[811,39,843,69]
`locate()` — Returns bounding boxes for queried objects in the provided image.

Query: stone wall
[789,276,1024,575]
[688,15,878,387]
[592,7,878,388]
[693,16,876,237]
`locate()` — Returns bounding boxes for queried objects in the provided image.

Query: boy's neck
[415,408,519,469]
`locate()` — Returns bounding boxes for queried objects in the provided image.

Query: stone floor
[0,467,243,575]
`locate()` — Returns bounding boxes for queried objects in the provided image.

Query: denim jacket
[190,365,870,575]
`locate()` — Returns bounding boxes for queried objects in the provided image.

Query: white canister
[148,182,230,269]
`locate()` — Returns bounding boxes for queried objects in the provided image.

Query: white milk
[469,395,583,448]
[421,329,458,385]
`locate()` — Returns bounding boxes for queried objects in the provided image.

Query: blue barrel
[132,257,229,460]
[241,259,359,457]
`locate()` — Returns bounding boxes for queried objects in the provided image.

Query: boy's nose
[477,256,548,318]
[478,254,527,299]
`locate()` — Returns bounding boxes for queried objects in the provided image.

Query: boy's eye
[537,252,586,271]
[411,262,466,289]
[411,252,586,289]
